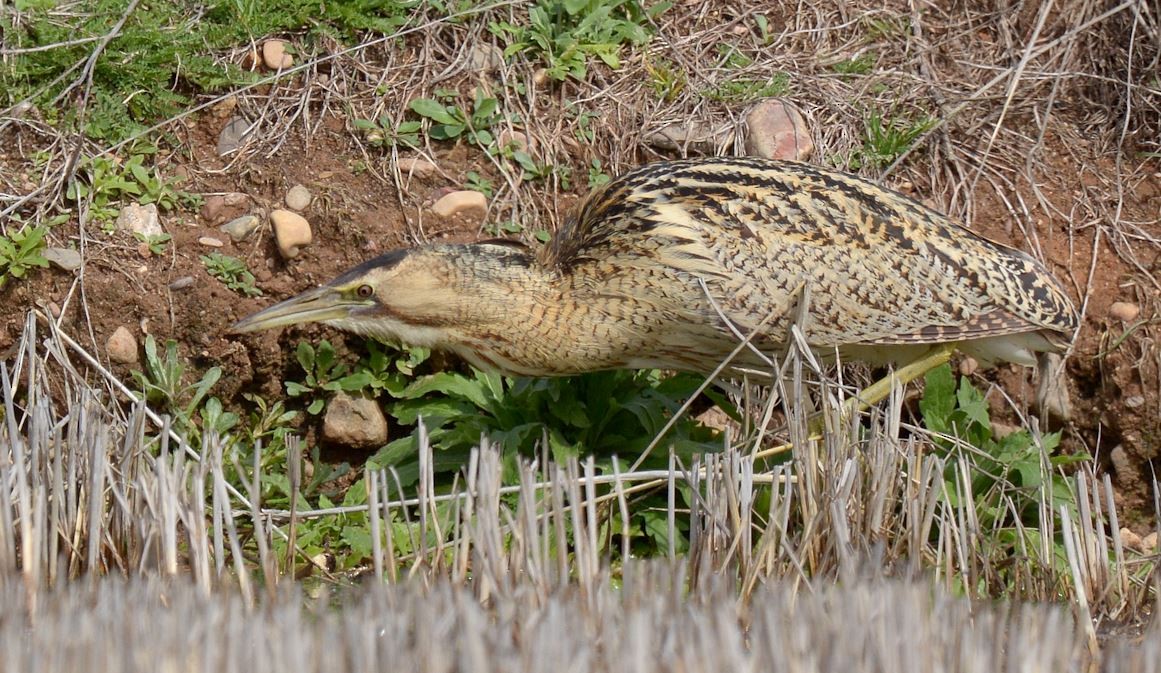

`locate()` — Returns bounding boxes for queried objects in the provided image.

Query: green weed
[134,231,173,256]
[703,74,790,102]
[132,335,236,436]
[410,90,501,148]
[832,52,876,76]
[646,58,686,102]
[66,148,196,226]
[353,113,423,149]
[847,109,936,169]
[201,253,262,297]
[491,0,665,81]
[464,171,494,197]
[0,224,50,290]
[588,159,611,187]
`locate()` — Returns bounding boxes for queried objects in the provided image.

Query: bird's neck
[438,247,646,376]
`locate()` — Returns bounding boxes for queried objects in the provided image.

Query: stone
[322,392,388,449]
[116,203,163,238]
[958,356,978,377]
[285,184,312,211]
[270,209,312,259]
[467,43,504,72]
[220,214,260,241]
[1108,302,1140,322]
[200,192,250,225]
[217,116,251,156]
[1125,395,1145,409]
[262,39,293,70]
[1120,527,1144,552]
[396,157,437,178]
[1110,445,1133,481]
[742,98,814,161]
[1035,352,1072,422]
[645,122,735,154]
[43,247,82,271]
[198,236,224,248]
[432,190,487,220]
[106,326,138,364]
[498,129,534,153]
[1143,532,1158,553]
[169,276,195,291]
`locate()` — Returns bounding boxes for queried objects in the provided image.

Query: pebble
[396,157,437,178]
[467,43,504,72]
[1125,395,1145,409]
[285,184,312,211]
[43,247,82,271]
[116,203,163,238]
[106,326,138,365]
[498,129,535,153]
[1144,532,1159,553]
[1108,301,1140,322]
[958,356,978,377]
[532,69,550,87]
[217,116,250,156]
[200,192,251,225]
[220,214,260,241]
[198,236,224,248]
[432,190,488,220]
[1120,527,1144,552]
[322,392,388,449]
[645,121,734,154]
[270,209,312,259]
[169,276,195,291]
[262,39,293,70]
[240,48,262,72]
[742,98,814,161]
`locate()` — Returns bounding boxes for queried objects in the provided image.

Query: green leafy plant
[646,57,686,102]
[832,52,876,76]
[132,335,234,436]
[464,171,494,196]
[491,0,664,81]
[134,231,172,256]
[919,364,1088,550]
[409,90,500,148]
[353,112,422,149]
[847,110,936,169]
[286,340,428,414]
[588,159,611,187]
[201,252,262,297]
[0,225,50,289]
[703,74,790,102]
[66,149,197,225]
[369,368,721,488]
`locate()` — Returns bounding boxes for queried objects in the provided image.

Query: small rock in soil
[467,43,504,71]
[1143,532,1158,553]
[198,236,225,248]
[220,214,261,241]
[958,356,978,377]
[285,184,312,211]
[270,209,313,259]
[217,116,250,156]
[432,190,488,220]
[1108,301,1140,322]
[497,129,533,153]
[43,247,81,271]
[1125,395,1145,409]
[1120,527,1144,551]
[262,39,293,70]
[645,121,734,154]
[200,192,251,225]
[396,157,437,178]
[742,98,814,161]
[116,203,163,238]
[169,276,195,291]
[322,392,388,449]
[990,421,1021,439]
[106,326,138,364]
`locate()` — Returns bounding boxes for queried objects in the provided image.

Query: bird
[231,156,1077,389]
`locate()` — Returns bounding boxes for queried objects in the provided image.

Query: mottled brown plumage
[232,157,1077,378]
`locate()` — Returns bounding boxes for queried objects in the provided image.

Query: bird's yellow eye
[356,284,374,298]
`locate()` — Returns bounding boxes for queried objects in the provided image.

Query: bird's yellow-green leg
[809,342,957,435]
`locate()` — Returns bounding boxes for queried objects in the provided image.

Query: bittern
[232,157,1076,395]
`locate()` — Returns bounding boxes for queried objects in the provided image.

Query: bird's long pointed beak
[230,285,363,334]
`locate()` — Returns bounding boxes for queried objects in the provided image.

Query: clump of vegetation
[201,252,262,297]
[65,147,198,226]
[847,109,936,169]
[490,0,664,81]
[0,224,50,290]
[409,89,501,148]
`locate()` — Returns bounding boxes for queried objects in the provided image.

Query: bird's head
[230,242,537,348]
